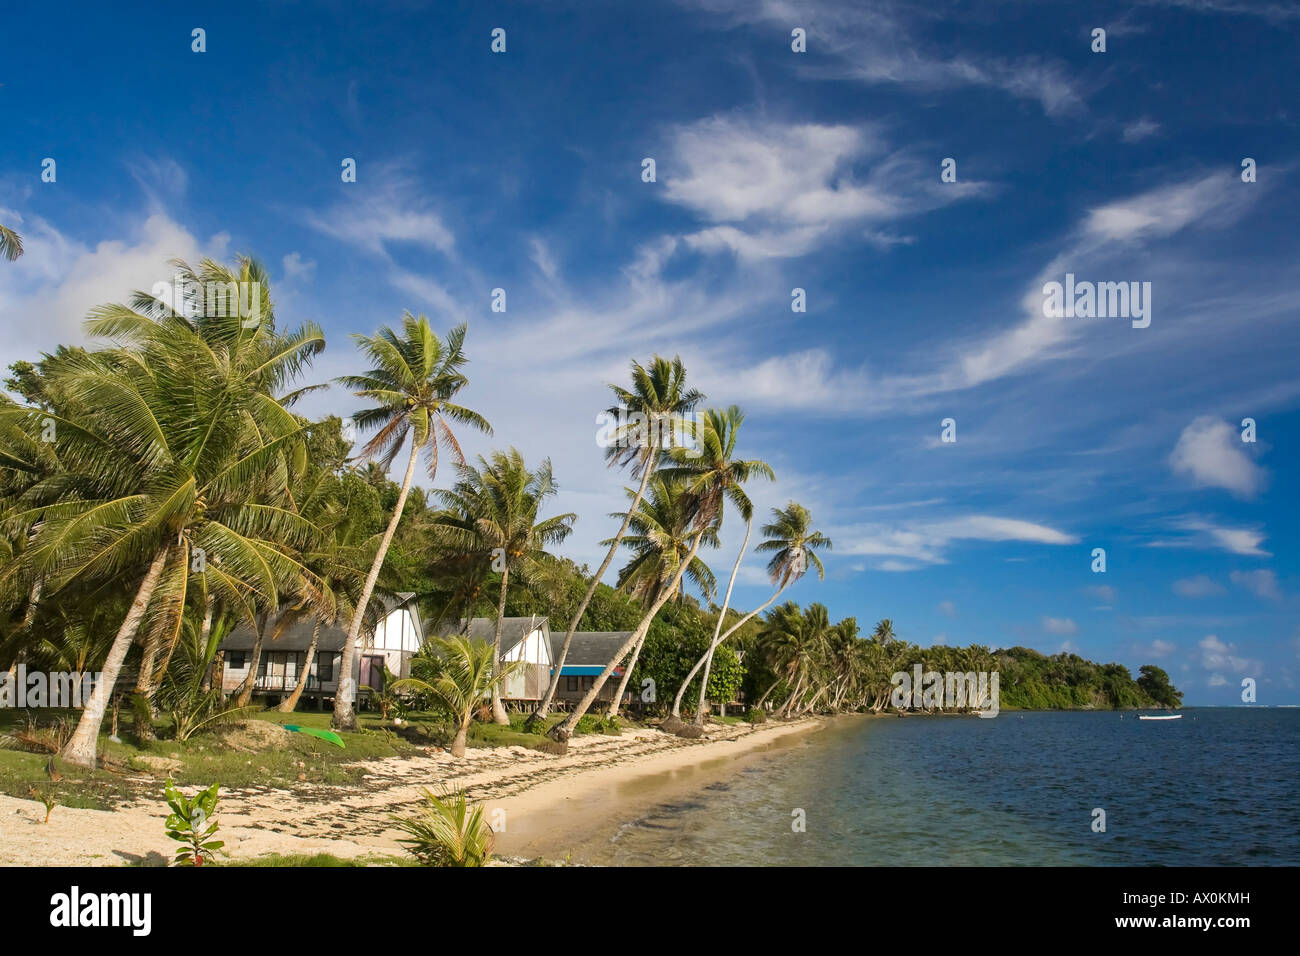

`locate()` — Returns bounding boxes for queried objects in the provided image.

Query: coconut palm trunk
[131,543,184,738]
[533,439,659,723]
[277,619,321,712]
[489,565,511,724]
[60,547,170,767]
[551,530,705,745]
[672,576,788,719]
[334,437,420,731]
[605,631,646,718]
[684,518,750,724]
[233,614,272,708]
[197,595,216,692]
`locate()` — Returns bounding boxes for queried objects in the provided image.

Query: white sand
[0,718,822,866]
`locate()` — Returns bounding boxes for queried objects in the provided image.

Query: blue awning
[555,665,622,676]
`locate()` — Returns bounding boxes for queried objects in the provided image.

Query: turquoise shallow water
[587,709,1300,866]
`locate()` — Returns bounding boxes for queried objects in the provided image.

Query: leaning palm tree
[603,474,720,716]
[527,356,702,729]
[333,315,492,730]
[670,501,830,719]
[551,458,730,741]
[0,223,22,261]
[431,449,575,723]
[1,303,323,766]
[658,406,773,726]
[391,635,523,756]
[605,475,719,607]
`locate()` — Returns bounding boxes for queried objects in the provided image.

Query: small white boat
[1138,714,1182,720]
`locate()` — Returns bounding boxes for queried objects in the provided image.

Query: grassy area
[0,704,645,810]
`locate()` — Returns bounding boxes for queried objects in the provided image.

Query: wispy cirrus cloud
[1149,518,1270,557]
[835,513,1076,570]
[661,114,988,261]
[683,0,1088,116]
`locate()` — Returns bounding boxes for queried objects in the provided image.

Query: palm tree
[603,474,720,716]
[658,406,773,726]
[391,635,522,756]
[0,223,22,261]
[872,618,896,645]
[670,501,830,719]
[333,314,491,730]
[756,603,832,716]
[529,356,702,728]
[431,449,575,723]
[276,471,376,712]
[605,475,719,607]
[554,406,772,737]
[1,292,323,766]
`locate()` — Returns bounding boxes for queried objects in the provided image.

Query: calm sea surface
[588,709,1300,866]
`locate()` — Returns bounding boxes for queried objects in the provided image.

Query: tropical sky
[3,0,1298,704]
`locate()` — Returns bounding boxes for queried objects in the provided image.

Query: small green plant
[163,778,224,866]
[30,788,57,823]
[744,707,767,724]
[390,787,494,867]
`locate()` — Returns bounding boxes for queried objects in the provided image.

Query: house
[217,593,424,708]
[428,618,634,707]
[548,631,633,707]
[430,616,554,701]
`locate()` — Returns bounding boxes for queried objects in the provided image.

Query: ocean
[585,709,1300,866]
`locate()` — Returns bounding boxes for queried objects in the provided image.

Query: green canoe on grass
[282,725,345,748]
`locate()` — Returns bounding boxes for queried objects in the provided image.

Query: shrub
[744,707,767,724]
[391,787,494,867]
[164,778,224,866]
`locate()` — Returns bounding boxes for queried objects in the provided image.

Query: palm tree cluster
[1,256,847,766]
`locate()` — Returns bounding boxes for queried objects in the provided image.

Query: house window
[581,676,595,691]
[566,676,579,692]
[227,651,246,669]
[317,654,336,683]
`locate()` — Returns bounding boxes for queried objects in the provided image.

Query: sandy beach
[0,717,823,866]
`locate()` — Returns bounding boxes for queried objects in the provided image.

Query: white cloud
[1150,518,1271,557]
[1173,574,1226,598]
[304,166,454,257]
[0,212,219,371]
[684,0,1087,117]
[1230,569,1282,601]
[660,115,986,261]
[1199,634,1261,674]
[837,513,1076,568]
[1207,673,1228,687]
[1044,617,1079,636]
[1150,639,1176,657]
[1169,416,1265,497]
[1121,117,1162,143]
[1086,584,1117,603]
[1083,173,1251,243]
[282,252,316,281]
[938,600,957,617]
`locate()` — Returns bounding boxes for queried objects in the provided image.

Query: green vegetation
[391,787,495,867]
[163,778,223,866]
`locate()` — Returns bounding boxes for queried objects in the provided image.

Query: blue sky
[3,0,1298,704]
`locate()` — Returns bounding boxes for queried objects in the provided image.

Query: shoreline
[0,716,826,866]
[490,716,826,862]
